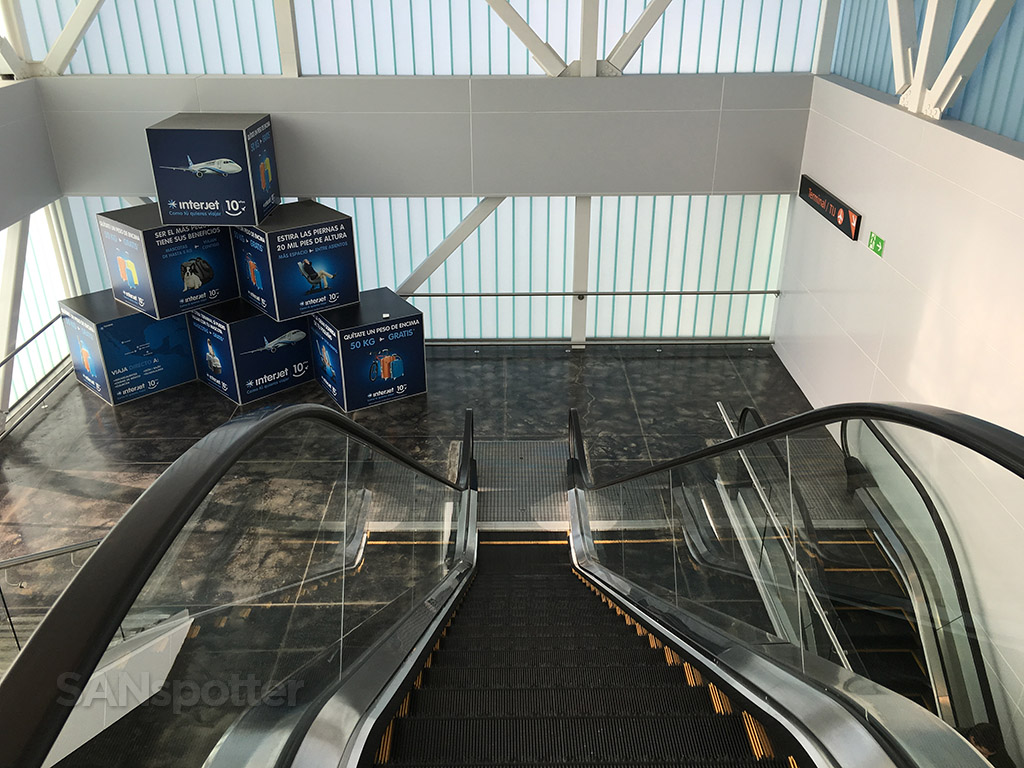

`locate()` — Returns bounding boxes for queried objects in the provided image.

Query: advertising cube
[311,288,426,411]
[97,203,238,320]
[147,112,279,226]
[188,300,314,405]
[59,291,196,406]
[233,200,360,322]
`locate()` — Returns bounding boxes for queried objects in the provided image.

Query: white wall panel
[0,81,60,232]
[34,75,810,198]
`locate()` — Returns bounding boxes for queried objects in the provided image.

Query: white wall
[776,75,1024,757]
[0,79,60,231]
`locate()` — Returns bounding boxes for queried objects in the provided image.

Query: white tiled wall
[775,76,1024,758]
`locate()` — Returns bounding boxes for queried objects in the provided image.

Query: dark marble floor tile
[84,382,239,440]
[582,432,650,466]
[0,464,168,558]
[60,437,202,469]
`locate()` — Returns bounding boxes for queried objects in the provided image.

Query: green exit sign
[868,231,885,257]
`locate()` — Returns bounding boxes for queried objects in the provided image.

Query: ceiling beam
[812,0,843,75]
[273,0,301,77]
[923,0,1015,117]
[484,0,567,77]
[0,0,30,60]
[900,0,955,113]
[41,0,105,75]
[579,0,600,78]
[606,0,675,73]
[886,0,919,94]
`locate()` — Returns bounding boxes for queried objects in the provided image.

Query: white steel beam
[0,0,31,60]
[484,0,567,77]
[812,0,843,75]
[41,0,105,75]
[901,0,955,113]
[0,218,29,425]
[273,0,301,77]
[397,197,504,296]
[887,0,919,93]
[923,0,1015,117]
[570,196,591,348]
[579,0,600,78]
[606,0,674,72]
[0,34,30,78]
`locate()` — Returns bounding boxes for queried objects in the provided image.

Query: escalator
[0,400,1016,768]
[373,534,805,767]
[723,404,934,708]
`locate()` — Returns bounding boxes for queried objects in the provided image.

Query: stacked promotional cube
[60,113,426,410]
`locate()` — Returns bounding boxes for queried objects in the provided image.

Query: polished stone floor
[0,343,810,560]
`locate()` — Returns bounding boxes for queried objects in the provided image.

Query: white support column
[0,219,29,425]
[50,199,84,297]
[887,0,919,93]
[41,0,105,75]
[812,0,843,75]
[45,204,75,299]
[484,0,567,77]
[579,0,600,78]
[397,197,504,296]
[273,0,301,77]
[570,196,591,348]
[923,0,1014,117]
[901,0,955,113]
[1,0,31,60]
[606,0,674,73]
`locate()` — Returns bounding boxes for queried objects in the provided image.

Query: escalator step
[431,649,663,669]
[440,634,646,652]
[422,665,693,691]
[408,685,716,718]
[390,763,791,768]
[387,714,754,765]
[449,624,630,639]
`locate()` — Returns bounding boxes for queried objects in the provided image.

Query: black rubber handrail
[570,401,1024,490]
[0,404,475,768]
[842,417,999,728]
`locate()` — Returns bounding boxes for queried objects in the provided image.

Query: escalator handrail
[843,417,999,728]
[0,403,475,768]
[570,401,1024,490]
[569,400,1014,759]
[567,480,989,768]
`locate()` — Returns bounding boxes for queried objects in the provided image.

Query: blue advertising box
[147,112,279,226]
[311,288,426,411]
[59,291,196,406]
[233,200,360,322]
[97,203,238,320]
[188,300,314,404]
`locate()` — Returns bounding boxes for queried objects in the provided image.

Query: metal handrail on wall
[0,538,104,652]
[0,314,72,438]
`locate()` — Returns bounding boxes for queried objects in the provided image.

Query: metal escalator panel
[372,540,810,768]
[0,406,474,768]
